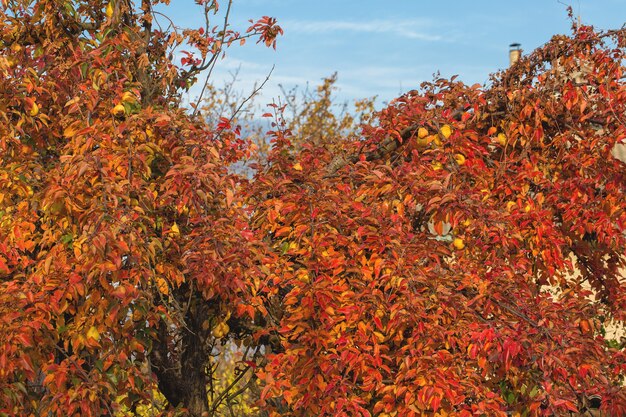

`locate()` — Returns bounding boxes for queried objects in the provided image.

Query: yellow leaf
[170,223,180,236]
[292,162,303,171]
[105,1,114,18]
[225,188,234,206]
[417,127,428,139]
[63,125,77,139]
[43,256,52,274]
[453,237,465,250]
[64,96,80,108]
[86,326,100,342]
[121,91,136,103]
[454,153,466,165]
[73,241,82,257]
[156,277,169,295]
[30,102,39,116]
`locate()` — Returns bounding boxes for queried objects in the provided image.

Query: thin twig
[488,296,557,343]
[209,364,252,414]
[228,65,274,124]
[192,0,233,117]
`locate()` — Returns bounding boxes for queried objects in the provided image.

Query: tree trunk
[150,294,212,417]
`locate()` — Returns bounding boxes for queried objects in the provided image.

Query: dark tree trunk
[150,292,212,417]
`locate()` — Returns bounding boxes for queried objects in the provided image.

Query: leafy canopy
[250,22,626,417]
[0,0,625,416]
[0,0,279,415]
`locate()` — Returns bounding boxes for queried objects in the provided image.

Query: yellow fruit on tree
[111,103,126,117]
[417,135,431,147]
[440,124,452,139]
[212,321,229,338]
[453,237,465,250]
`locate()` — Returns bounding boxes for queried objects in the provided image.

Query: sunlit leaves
[250,23,626,417]
[2,1,626,415]
[247,16,283,50]
[0,0,277,415]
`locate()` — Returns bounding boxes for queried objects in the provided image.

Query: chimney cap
[509,43,522,66]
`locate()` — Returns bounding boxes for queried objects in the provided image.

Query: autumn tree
[278,73,377,151]
[232,73,377,165]
[2,0,626,416]
[248,22,626,417]
[0,0,281,416]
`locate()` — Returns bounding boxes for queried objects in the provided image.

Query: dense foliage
[0,0,280,415]
[0,1,625,416]
[250,24,626,416]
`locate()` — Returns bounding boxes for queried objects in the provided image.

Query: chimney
[509,43,521,66]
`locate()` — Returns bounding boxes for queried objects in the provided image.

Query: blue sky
[165,0,626,108]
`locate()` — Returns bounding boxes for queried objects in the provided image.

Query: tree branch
[324,123,420,177]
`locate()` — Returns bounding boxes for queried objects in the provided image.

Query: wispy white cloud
[214,57,271,72]
[282,18,445,42]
